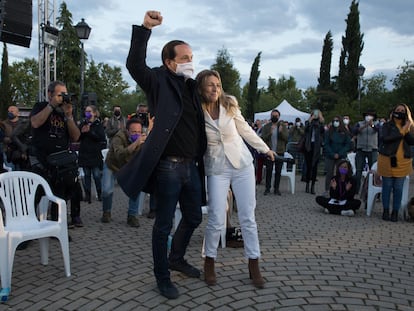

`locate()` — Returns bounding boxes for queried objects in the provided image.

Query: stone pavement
[1,175,414,311]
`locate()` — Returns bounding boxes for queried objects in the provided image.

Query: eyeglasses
[333,119,340,122]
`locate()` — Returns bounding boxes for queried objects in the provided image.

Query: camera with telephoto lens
[61,92,71,104]
[138,112,149,127]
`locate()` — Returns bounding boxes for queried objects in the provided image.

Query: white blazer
[204,104,270,176]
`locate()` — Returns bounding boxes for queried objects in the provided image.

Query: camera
[61,92,71,104]
[138,112,149,127]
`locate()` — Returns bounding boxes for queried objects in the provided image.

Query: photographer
[30,81,81,223]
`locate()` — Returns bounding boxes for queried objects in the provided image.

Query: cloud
[4,0,414,93]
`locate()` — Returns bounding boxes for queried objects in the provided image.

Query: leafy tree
[84,60,130,114]
[257,75,304,119]
[337,0,364,102]
[245,52,261,121]
[211,48,241,101]
[360,73,394,117]
[56,1,82,95]
[392,61,414,111]
[9,58,39,107]
[264,76,303,106]
[0,43,13,118]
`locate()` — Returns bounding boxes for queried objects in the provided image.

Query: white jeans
[205,159,261,259]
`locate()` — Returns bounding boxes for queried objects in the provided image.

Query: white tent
[254,99,310,123]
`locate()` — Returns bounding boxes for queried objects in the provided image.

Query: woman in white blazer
[196,70,275,288]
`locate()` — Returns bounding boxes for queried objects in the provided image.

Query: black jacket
[78,119,106,168]
[116,25,207,200]
[378,121,414,158]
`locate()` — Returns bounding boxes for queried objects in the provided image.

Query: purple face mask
[130,133,140,142]
[85,111,92,119]
[338,167,348,175]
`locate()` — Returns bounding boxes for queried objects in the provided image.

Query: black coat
[116,25,207,201]
[78,119,106,168]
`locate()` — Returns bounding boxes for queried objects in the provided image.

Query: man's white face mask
[365,115,374,122]
[175,61,194,78]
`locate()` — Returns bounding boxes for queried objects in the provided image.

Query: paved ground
[1,174,414,311]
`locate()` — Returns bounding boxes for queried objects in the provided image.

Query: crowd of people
[1,9,413,301]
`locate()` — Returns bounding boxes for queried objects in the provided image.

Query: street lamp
[75,18,91,100]
[357,64,365,114]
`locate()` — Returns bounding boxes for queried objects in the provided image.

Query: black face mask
[393,111,406,120]
[114,110,121,117]
[271,117,279,123]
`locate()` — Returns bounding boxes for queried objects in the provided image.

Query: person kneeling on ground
[315,159,361,216]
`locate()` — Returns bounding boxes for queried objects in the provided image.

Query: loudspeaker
[0,0,32,48]
[81,92,98,108]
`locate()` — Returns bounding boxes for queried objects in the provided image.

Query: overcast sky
[6,0,414,91]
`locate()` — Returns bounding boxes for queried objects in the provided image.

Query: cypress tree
[0,43,13,119]
[246,52,261,121]
[318,31,333,91]
[337,0,364,101]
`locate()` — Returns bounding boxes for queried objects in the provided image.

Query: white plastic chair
[366,162,382,216]
[2,164,12,172]
[264,152,296,194]
[101,148,109,161]
[346,152,356,175]
[280,152,296,194]
[0,171,71,301]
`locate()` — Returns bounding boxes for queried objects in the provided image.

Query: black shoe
[147,211,156,219]
[390,210,398,222]
[263,190,270,195]
[274,190,281,196]
[169,260,200,278]
[382,209,390,221]
[157,279,179,299]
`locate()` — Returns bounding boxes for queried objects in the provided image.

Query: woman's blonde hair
[196,69,238,116]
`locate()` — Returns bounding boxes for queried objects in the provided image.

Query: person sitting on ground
[315,159,361,216]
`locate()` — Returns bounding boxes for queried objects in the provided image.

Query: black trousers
[316,196,361,215]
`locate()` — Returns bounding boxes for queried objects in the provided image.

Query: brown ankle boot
[248,258,265,289]
[204,256,216,286]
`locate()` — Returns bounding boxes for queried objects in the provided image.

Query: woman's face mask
[338,167,348,175]
[343,118,350,125]
[85,111,93,119]
[393,111,406,120]
[333,120,340,128]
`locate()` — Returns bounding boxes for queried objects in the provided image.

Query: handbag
[46,150,79,186]
[46,150,78,168]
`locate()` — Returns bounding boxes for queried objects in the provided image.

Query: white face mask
[175,61,194,78]
[365,115,373,122]
[343,119,350,125]
[333,121,340,128]
[296,122,301,127]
